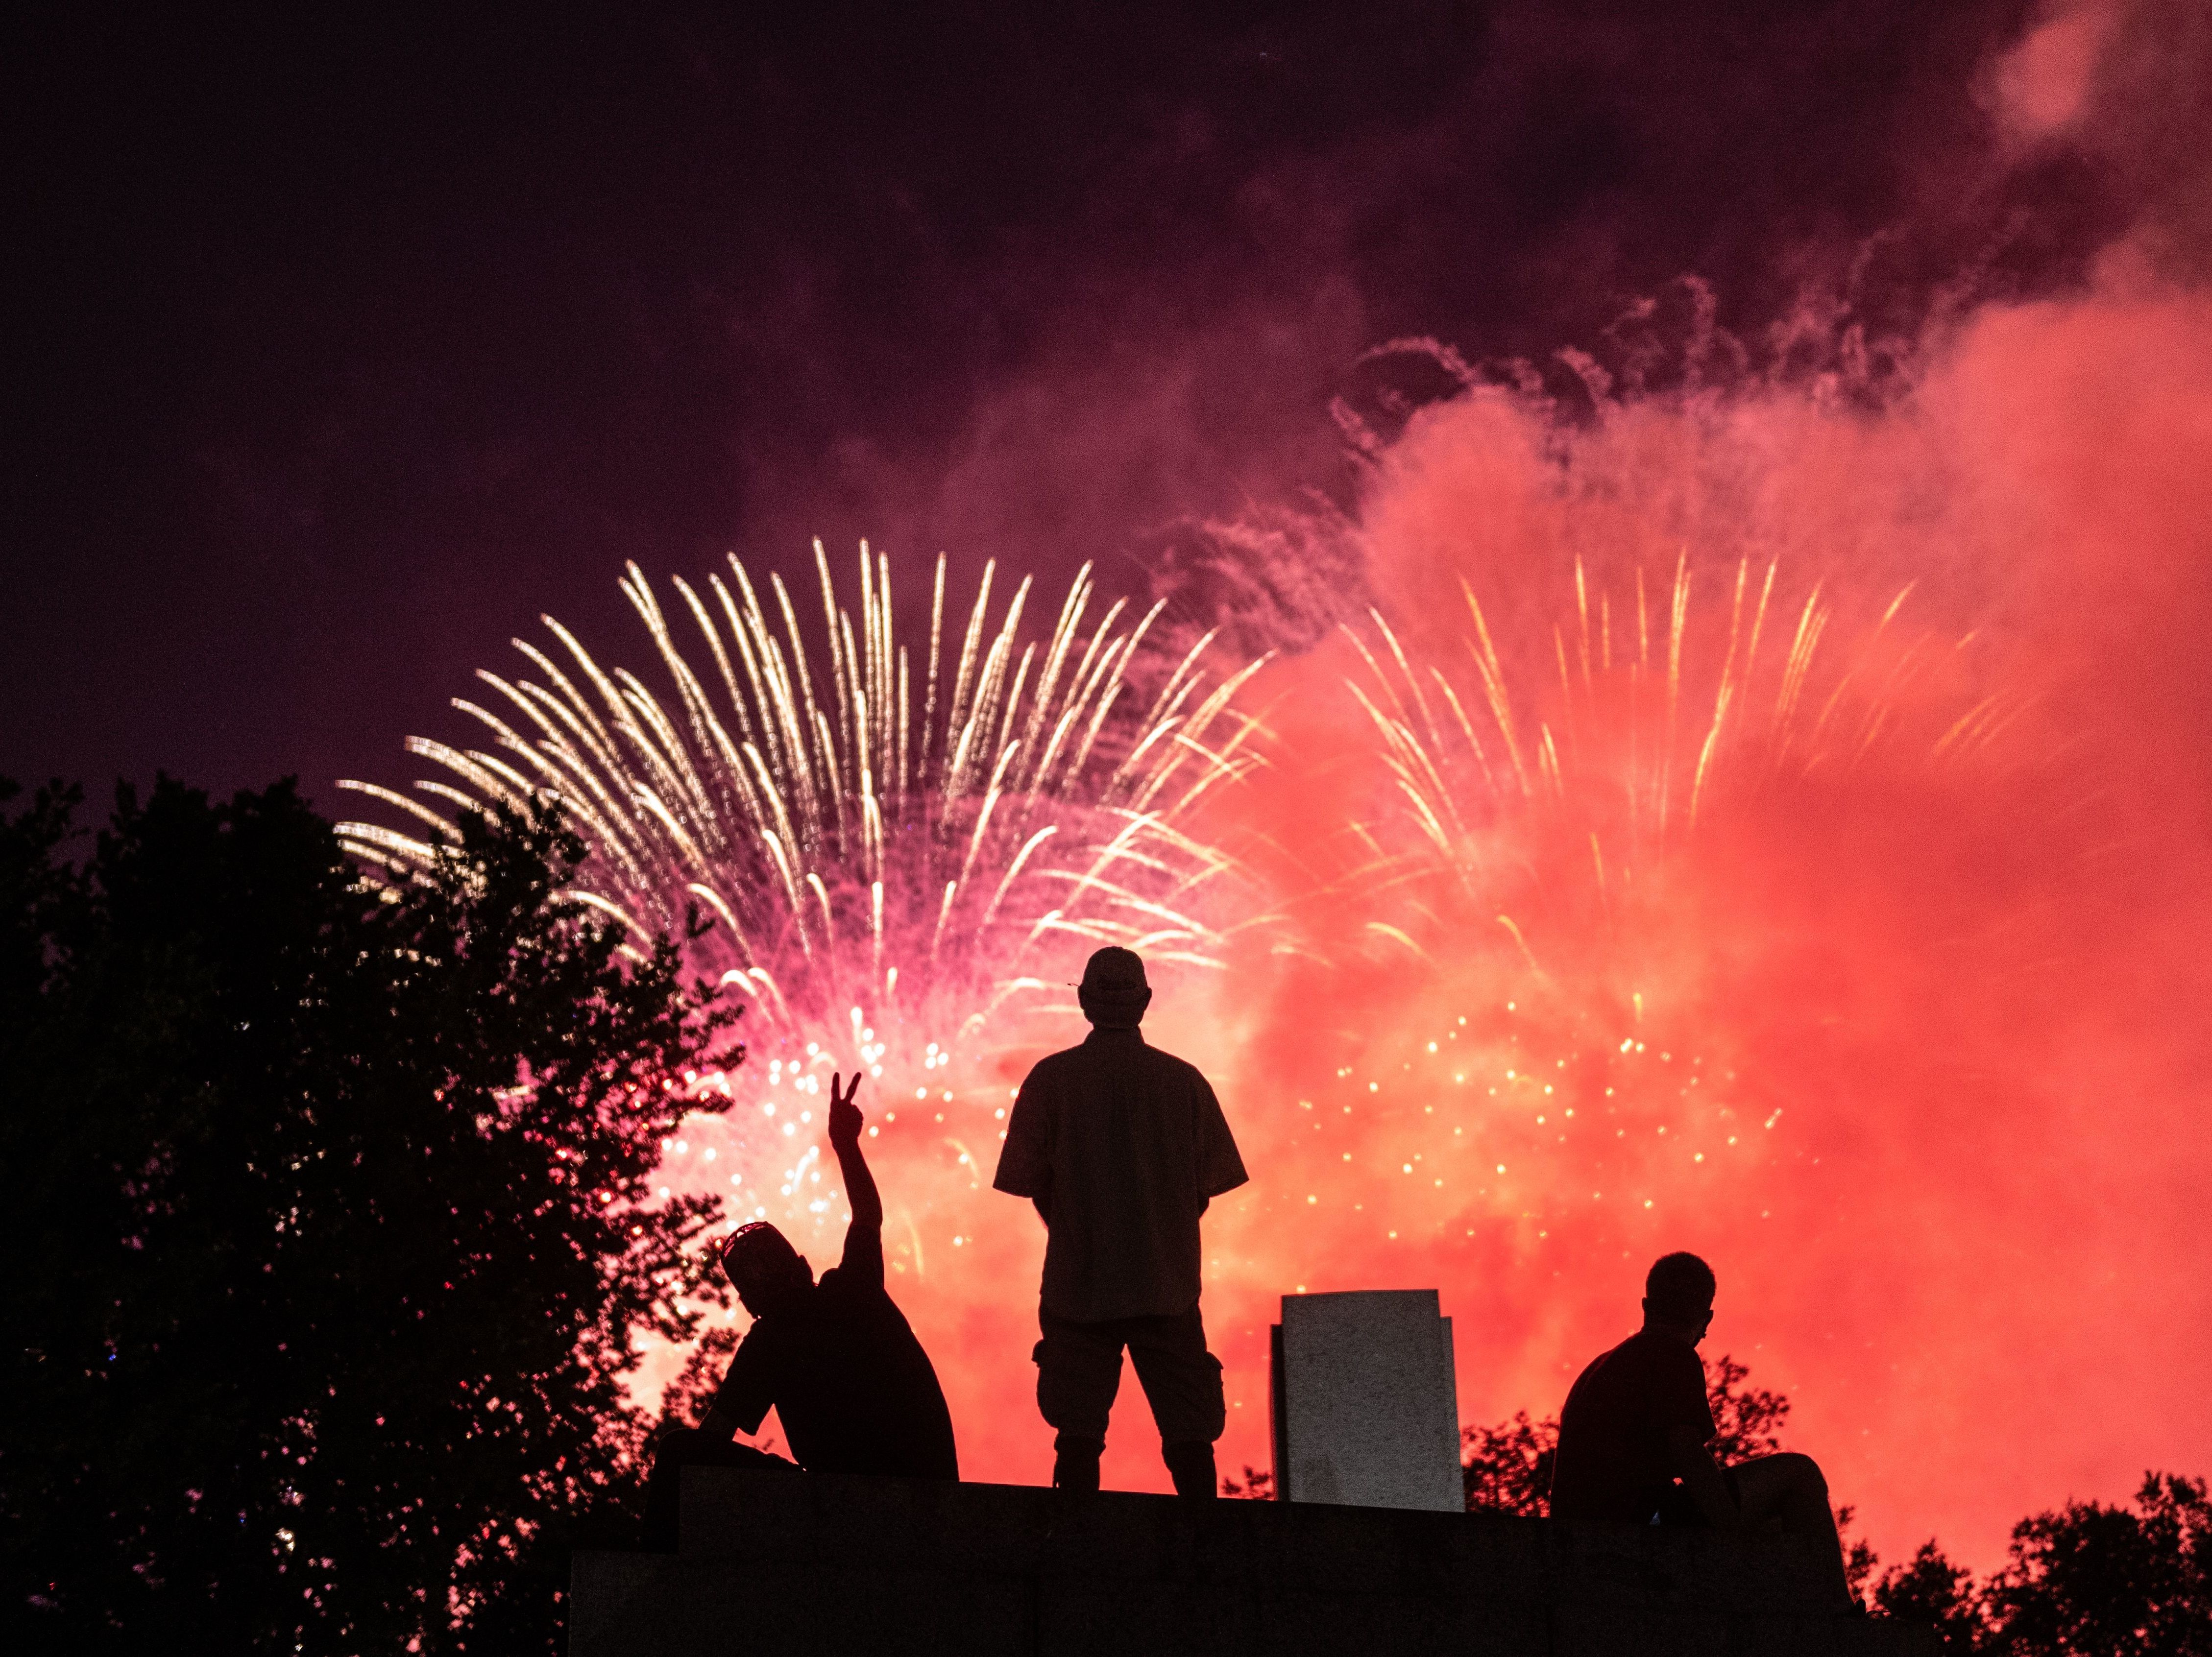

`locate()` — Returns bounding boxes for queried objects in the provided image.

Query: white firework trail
[338,541,1274,1056]
[1332,554,2022,942]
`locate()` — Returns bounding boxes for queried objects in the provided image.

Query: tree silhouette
[1454,1343,2208,1647]
[1,777,740,1653]
[1220,1465,1274,1499]
[1461,1410,1558,1517]
[1872,1542,1986,1654]
[1873,1473,2212,1655]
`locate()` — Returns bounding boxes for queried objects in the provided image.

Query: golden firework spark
[1335,554,2021,936]
[339,542,1272,1047]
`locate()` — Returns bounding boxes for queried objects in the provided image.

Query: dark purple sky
[7,1,2092,810]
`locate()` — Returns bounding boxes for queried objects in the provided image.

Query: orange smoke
[640,4,2212,1571]
[650,267,2212,1573]
[1185,265,2212,1569]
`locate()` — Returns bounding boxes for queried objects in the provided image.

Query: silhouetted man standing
[993,947,1248,1498]
[1551,1252,1855,1610]
[643,1075,957,1547]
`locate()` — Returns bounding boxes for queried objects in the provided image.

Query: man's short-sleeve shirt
[710,1227,958,1480]
[992,1027,1247,1322]
[1548,1329,1717,1524]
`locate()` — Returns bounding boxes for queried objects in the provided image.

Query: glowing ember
[1192,282,2212,1565]
[345,284,2212,1569]
[337,543,1275,1453]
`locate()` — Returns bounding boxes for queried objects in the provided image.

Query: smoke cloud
[611,3,2212,1571]
[1194,272,2212,1569]
[930,4,2212,1567]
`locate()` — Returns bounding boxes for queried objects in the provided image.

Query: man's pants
[1033,1304,1227,1448]
[640,1427,796,1550]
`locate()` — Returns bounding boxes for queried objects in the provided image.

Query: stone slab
[1271,1288,1463,1511]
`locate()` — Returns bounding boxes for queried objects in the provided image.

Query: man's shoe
[1052,1434,1104,1493]
[1162,1440,1218,1500]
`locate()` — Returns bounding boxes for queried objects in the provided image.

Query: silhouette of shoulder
[1141,1044,1207,1082]
[1026,1036,1205,1079]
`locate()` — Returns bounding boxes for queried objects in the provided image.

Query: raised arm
[826,1073,883,1280]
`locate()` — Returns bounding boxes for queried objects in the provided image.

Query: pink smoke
[1192,257,2212,1569]
[644,3,2212,1573]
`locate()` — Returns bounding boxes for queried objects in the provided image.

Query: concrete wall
[572,1467,1933,1656]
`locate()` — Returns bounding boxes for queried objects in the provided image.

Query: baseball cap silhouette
[1076,946,1150,1025]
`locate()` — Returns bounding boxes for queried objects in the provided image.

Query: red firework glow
[628,261,2212,1575]
[582,8,2212,1574]
[1199,273,2212,1571]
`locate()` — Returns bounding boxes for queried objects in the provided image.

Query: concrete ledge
[571,1467,1934,1656]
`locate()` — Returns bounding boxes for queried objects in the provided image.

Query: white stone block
[1269,1289,1462,1512]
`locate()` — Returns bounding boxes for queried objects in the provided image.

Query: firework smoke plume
[339,2,2212,1566]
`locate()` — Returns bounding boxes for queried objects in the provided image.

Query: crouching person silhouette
[642,1074,958,1549]
[1550,1252,1856,1610]
[992,947,1248,1499]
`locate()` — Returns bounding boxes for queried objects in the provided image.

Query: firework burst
[339,541,1271,1052]
[1203,551,2030,1309]
[336,544,1274,1367]
[1331,553,2022,959]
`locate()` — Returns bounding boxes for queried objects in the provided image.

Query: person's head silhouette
[720,1221,815,1320]
[1641,1250,1716,1345]
[1077,946,1151,1029]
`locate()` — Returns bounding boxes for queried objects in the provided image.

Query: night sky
[13,0,2212,1567]
[6,0,2097,805]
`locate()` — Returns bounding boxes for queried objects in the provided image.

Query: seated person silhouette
[1549,1252,1855,1609]
[642,1074,958,1549]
